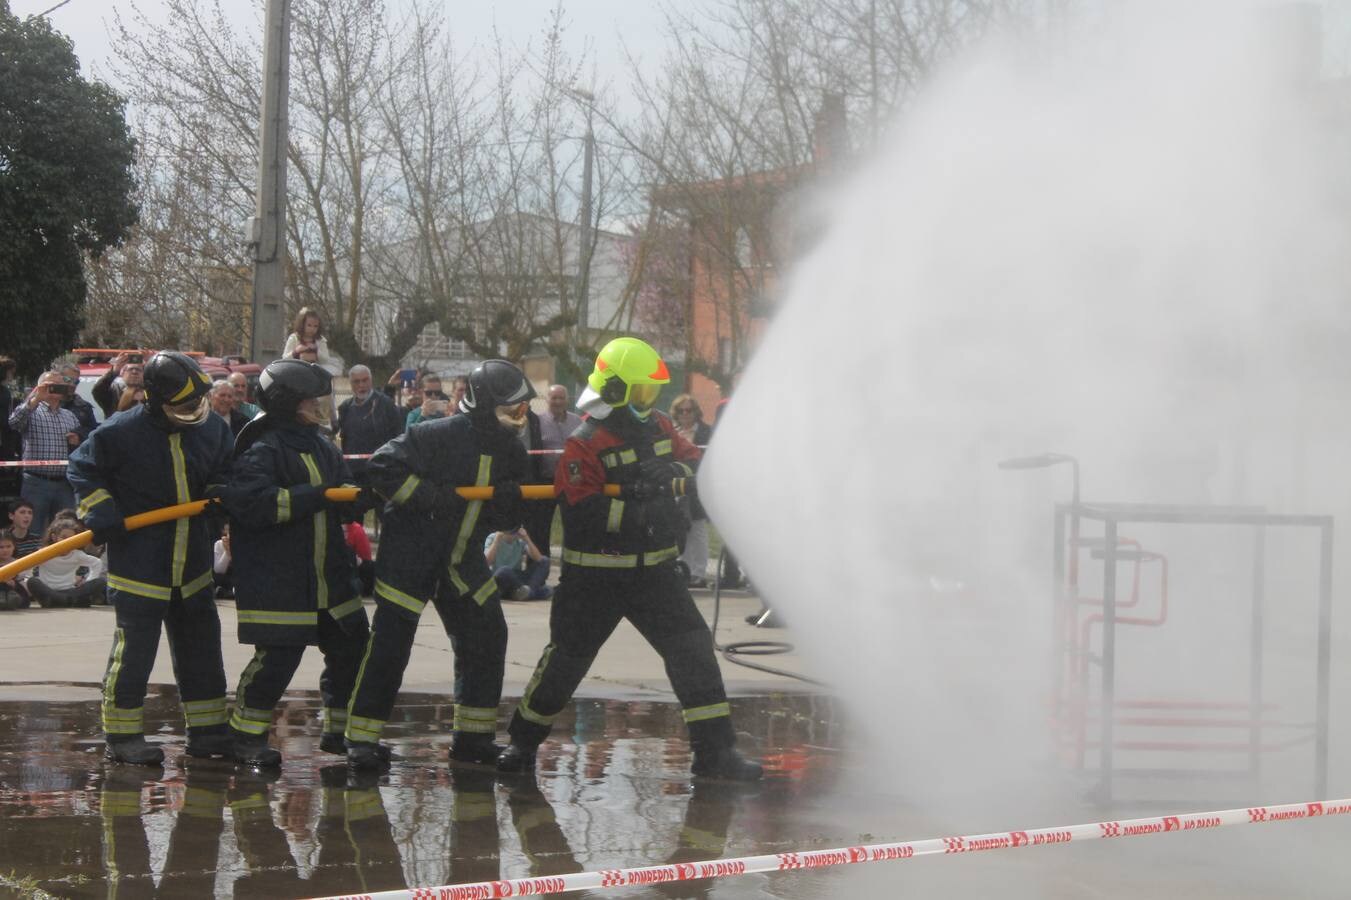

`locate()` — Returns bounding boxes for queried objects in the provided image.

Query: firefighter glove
[639,456,674,484]
[492,480,524,527]
[673,475,697,500]
[90,519,127,546]
[430,484,468,519]
[621,479,666,502]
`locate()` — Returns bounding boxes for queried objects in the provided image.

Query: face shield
[296,396,332,428]
[627,382,662,420]
[162,395,210,428]
[495,401,529,433]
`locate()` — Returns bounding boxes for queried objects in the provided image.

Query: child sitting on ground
[27,520,107,608]
[0,530,30,610]
[484,527,551,601]
[7,500,40,559]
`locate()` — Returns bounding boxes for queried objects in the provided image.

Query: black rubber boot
[185,725,234,759]
[691,745,763,781]
[449,732,502,766]
[105,735,165,766]
[321,733,391,761]
[495,741,538,774]
[688,716,762,782]
[231,731,282,768]
[346,740,392,771]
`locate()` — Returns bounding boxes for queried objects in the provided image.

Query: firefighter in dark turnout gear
[68,351,234,765]
[219,359,371,767]
[345,359,532,769]
[499,338,761,781]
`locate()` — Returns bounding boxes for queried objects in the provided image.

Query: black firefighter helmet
[234,358,332,456]
[256,358,332,420]
[144,351,213,428]
[459,359,535,432]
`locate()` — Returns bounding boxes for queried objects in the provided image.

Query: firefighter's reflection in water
[157,765,231,897]
[502,776,585,883]
[653,781,744,900]
[448,767,507,884]
[98,767,157,900]
[310,767,407,896]
[95,756,745,896]
[228,767,308,896]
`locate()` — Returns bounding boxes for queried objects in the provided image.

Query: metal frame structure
[1050,501,1333,802]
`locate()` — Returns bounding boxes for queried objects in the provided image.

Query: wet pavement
[0,684,849,899]
[3,684,1351,899]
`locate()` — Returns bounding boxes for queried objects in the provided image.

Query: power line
[29,0,75,19]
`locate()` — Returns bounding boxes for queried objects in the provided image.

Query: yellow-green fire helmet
[584,337,671,414]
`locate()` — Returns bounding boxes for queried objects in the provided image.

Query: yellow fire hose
[0,483,622,583]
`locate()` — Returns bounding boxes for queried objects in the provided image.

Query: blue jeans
[493,557,551,599]
[22,473,75,534]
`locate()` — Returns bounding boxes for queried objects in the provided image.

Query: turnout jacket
[222,421,364,645]
[369,414,529,614]
[556,410,700,570]
[68,405,234,600]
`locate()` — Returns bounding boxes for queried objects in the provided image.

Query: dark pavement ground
[1,683,1350,899]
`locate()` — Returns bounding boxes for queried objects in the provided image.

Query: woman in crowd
[668,394,713,588]
[26,519,107,608]
[282,307,341,375]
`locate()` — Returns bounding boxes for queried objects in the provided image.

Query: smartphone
[127,353,143,364]
[47,383,71,396]
[399,368,417,387]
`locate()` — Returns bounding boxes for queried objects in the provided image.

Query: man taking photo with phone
[7,371,83,532]
[93,353,146,420]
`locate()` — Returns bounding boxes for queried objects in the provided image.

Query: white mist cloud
[705,0,1351,836]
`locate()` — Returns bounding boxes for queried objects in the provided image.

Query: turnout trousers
[507,562,735,750]
[101,586,229,740]
[346,530,508,744]
[230,612,368,740]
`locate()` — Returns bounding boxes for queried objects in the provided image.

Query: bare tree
[371,1,628,383]
[101,0,429,372]
[95,0,622,380]
[614,0,1056,393]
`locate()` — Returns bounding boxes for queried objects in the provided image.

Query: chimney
[812,93,848,169]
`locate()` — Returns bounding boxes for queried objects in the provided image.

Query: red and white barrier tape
[305,798,1351,900]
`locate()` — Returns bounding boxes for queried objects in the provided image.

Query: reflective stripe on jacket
[67,405,233,599]
[556,410,699,569]
[223,422,363,645]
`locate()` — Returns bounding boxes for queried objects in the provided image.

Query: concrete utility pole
[566,87,596,338]
[248,0,291,364]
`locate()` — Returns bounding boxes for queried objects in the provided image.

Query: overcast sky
[9,0,672,95]
[13,0,1351,108]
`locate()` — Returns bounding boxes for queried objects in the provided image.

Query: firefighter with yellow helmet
[498,337,762,780]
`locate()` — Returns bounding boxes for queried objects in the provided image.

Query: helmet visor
[296,396,331,428]
[495,401,529,433]
[163,395,210,427]
[628,382,662,413]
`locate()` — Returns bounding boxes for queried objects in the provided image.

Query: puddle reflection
[0,685,845,898]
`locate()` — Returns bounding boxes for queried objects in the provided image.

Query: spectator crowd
[1,333,722,613]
